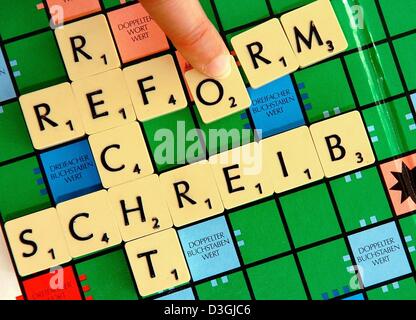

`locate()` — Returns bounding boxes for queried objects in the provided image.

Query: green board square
[142,109,205,172]
[76,250,138,300]
[294,59,355,123]
[400,215,416,268]
[0,101,33,162]
[200,0,219,31]
[367,277,416,300]
[394,34,416,91]
[379,0,416,36]
[299,238,356,300]
[196,271,250,300]
[331,0,386,50]
[330,167,392,232]
[5,31,67,94]
[345,43,403,106]
[102,0,135,9]
[0,156,51,222]
[0,1,49,40]
[269,0,314,15]
[213,0,269,31]
[363,97,416,160]
[248,255,307,300]
[195,107,253,156]
[229,200,290,264]
[280,184,341,248]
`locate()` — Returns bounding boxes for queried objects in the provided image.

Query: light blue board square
[156,288,195,300]
[0,50,16,102]
[178,216,240,281]
[248,75,304,138]
[411,93,416,112]
[342,293,365,300]
[348,222,411,287]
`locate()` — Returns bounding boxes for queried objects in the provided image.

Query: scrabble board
[0,0,415,301]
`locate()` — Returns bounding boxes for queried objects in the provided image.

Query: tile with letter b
[185,56,251,124]
[5,208,71,277]
[55,15,120,81]
[89,122,154,188]
[261,126,324,193]
[124,54,187,121]
[56,190,121,258]
[160,161,224,227]
[310,111,375,178]
[280,0,348,68]
[108,174,173,242]
[72,68,136,135]
[209,142,273,209]
[125,228,190,297]
[19,83,85,150]
[231,18,299,89]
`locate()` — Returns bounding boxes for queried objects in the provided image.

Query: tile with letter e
[196,271,250,300]
[40,139,101,204]
[57,190,121,258]
[72,68,136,135]
[46,0,101,24]
[124,54,187,121]
[160,161,224,227]
[262,126,324,193]
[108,174,173,242]
[310,111,375,178]
[107,2,169,63]
[19,82,85,150]
[186,56,251,124]
[89,122,154,188]
[348,222,411,287]
[125,228,190,297]
[5,208,71,277]
[178,216,240,281]
[209,142,273,209]
[280,0,348,68]
[248,75,304,138]
[55,15,120,81]
[231,18,299,89]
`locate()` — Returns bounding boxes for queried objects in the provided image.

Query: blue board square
[156,288,195,300]
[411,93,416,112]
[40,140,101,203]
[348,222,411,287]
[342,293,365,300]
[0,50,16,102]
[248,75,304,138]
[178,216,240,281]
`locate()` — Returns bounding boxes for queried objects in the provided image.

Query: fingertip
[203,54,232,79]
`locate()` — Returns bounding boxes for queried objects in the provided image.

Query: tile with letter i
[5,31,67,94]
[298,238,357,300]
[196,271,251,300]
[229,200,290,264]
[55,15,120,81]
[248,255,307,300]
[0,101,33,162]
[367,277,416,300]
[330,167,393,232]
[363,98,416,161]
[76,249,138,300]
[0,49,16,102]
[294,59,355,123]
[46,0,101,24]
[0,156,51,222]
[400,215,416,268]
[125,228,190,297]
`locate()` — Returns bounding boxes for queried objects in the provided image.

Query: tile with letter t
[261,126,324,193]
[72,68,136,135]
[280,0,348,68]
[186,56,251,124]
[124,54,187,121]
[125,228,190,297]
[55,15,120,81]
[209,142,273,209]
[19,83,85,150]
[108,174,173,242]
[231,18,299,89]
[5,208,71,277]
[310,111,375,178]
[160,161,224,227]
[56,190,122,258]
[89,122,154,188]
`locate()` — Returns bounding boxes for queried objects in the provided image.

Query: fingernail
[204,54,232,79]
